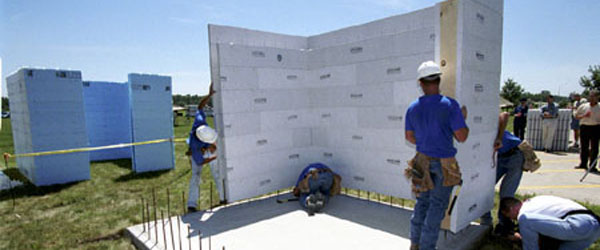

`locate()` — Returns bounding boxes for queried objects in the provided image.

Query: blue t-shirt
[188,110,210,164]
[540,103,558,118]
[513,105,528,122]
[405,94,468,158]
[498,131,522,155]
[295,163,331,187]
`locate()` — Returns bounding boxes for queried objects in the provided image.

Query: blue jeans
[519,213,600,250]
[410,160,454,250]
[481,150,524,227]
[187,158,202,208]
[299,171,333,208]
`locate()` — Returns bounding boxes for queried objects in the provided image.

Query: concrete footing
[126,194,488,250]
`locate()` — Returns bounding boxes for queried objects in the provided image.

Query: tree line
[1,95,211,112]
[172,94,211,108]
[501,64,600,108]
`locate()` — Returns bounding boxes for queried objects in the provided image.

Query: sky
[1,0,598,97]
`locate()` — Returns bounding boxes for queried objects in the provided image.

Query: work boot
[480,217,493,226]
[306,194,318,216]
[187,206,198,213]
[410,244,419,250]
[315,192,325,212]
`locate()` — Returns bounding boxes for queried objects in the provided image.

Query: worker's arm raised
[198,82,216,110]
[493,112,510,150]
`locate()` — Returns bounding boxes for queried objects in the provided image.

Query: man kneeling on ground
[293,163,341,215]
[500,195,600,250]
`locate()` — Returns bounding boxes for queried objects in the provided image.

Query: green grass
[1,115,600,249]
[0,117,219,249]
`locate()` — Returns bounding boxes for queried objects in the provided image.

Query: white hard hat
[196,125,218,144]
[417,61,442,80]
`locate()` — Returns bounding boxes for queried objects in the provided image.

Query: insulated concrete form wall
[129,74,175,172]
[83,81,132,161]
[209,0,502,232]
[6,69,90,186]
[526,109,570,151]
[1,58,2,131]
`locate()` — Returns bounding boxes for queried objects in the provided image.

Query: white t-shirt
[576,102,600,126]
[518,195,586,220]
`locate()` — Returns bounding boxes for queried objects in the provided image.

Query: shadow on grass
[114,168,171,182]
[0,168,79,200]
[91,158,132,170]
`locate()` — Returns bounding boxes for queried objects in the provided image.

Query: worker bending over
[293,163,341,216]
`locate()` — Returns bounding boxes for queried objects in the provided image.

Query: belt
[561,209,600,222]
[498,147,519,158]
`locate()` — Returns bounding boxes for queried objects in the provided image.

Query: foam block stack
[526,109,571,151]
[6,69,90,186]
[1,58,2,131]
[129,74,175,172]
[83,81,132,161]
[209,0,502,232]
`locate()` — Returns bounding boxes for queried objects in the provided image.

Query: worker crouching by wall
[293,163,341,216]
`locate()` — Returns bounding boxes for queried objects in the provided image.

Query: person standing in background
[513,98,528,140]
[540,95,559,153]
[575,90,600,172]
[570,93,587,148]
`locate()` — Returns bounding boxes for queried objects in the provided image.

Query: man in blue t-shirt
[186,83,218,213]
[513,98,528,140]
[481,112,525,240]
[405,61,469,250]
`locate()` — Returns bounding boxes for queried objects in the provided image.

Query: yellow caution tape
[4,137,188,159]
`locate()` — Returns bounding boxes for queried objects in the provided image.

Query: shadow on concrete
[547,151,569,156]
[181,194,301,238]
[181,194,411,239]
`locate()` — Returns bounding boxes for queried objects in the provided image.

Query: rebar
[188,225,192,250]
[167,188,171,217]
[153,188,158,244]
[182,191,186,214]
[177,215,183,250]
[141,197,146,232]
[146,201,151,240]
[169,212,176,250]
[161,210,167,248]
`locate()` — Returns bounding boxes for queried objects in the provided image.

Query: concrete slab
[127,194,488,250]
[517,151,600,204]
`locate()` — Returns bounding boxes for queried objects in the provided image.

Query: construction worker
[186,83,217,213]
[481,112,524,237]
[500,196,600,250]
[293,163,341,216]
[405,61,469,250]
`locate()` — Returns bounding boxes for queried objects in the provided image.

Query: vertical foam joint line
[438,0,459,231]
[439,0,458,98]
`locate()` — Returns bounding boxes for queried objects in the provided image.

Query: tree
[579,65,600,92]
[2,97,8,112]
[501,78,524,105]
